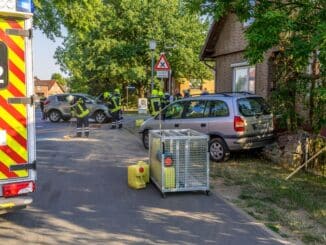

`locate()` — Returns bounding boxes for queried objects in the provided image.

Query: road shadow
[1,128,283,244]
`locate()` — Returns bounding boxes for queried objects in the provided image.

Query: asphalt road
[0,112,285,244]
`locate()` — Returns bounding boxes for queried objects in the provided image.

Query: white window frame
[232,64,256,93]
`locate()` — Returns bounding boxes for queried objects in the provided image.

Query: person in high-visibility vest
[173,88,183,101]
[67,95,90,137]
[110,88,122,129]
[158,90,164,100]
[158,90,166,109]
[161,92,171,109]
[103,91,112,107]
[39,96,47,120]
[149,89,161,116]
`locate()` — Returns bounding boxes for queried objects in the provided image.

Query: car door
[58,95,70,115]
[206,99,233,134]
[82,95,96,116]
[181,100,209,134]
[161,101,187,130]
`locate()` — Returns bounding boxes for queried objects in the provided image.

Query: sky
[33,30,63,80]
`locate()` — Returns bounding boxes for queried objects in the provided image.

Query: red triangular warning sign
[154,54,171,71]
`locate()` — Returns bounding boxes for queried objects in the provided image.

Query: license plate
[253,123,268,130]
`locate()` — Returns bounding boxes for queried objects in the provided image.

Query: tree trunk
[137,84,145,98]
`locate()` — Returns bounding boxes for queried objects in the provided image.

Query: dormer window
[231,62,256,93]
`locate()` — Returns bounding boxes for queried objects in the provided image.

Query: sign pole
[149,40,156,94]
[126,86,129,111]
[151,51,154,92]
[168,70,172,94]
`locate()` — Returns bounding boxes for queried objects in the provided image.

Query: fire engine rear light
[234,116,245,132]
[139,167,144,173]
[164,156,173,167]
[2,181,35,198]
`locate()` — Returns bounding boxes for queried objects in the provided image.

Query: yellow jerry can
[137,161,150,183]
[164,167,176,189]
[128,165,146,189]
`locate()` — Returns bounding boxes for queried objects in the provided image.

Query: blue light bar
[16,0,34,13]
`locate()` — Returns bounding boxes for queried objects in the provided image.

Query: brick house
[200,14,274,98]
[34,78,65,97]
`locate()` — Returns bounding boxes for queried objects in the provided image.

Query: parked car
[139,92,274,162]
[44,93,111,123]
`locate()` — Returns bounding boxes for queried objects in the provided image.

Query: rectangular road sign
[156,70,169,78]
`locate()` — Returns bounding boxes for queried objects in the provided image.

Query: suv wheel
[209,138,229,162]
[48,110,62,123]
[142,130,149,149]
[95,110,106,124]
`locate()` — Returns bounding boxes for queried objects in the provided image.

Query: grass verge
[211,153,326,244]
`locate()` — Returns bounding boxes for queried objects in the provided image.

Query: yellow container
[128,165,146,189]
[164,167,176,189]
[137,161,150,183]
[135,119,144,127]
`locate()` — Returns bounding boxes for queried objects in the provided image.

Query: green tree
[51,73,67,87]
[186,0,326,132]
[33,0,213,98]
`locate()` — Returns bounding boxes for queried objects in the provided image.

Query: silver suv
[139,93,274,162]
[44,93,111,123]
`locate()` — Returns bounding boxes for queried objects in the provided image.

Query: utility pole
[149,40,156,94]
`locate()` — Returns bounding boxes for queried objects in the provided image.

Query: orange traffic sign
[154,53,170,71]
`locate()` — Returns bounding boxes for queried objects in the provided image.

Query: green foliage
[186,0,326,132]
[244,10,290,64]
[33,1,58,40]
[311,86,326,132]
[211,158,326,242]
[51,73,67,87]
[33,0,212,97]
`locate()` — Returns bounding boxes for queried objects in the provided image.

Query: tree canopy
[186,0,325,132]
[185,0,325,67]
[33,0,213,96]
[51,73,67,87]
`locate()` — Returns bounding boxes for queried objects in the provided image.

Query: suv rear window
[237,97,271,116]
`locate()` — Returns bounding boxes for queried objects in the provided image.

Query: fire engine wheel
[209,137,229,162]
[142,130,149,149]
[48,110,62,123]
[94,111,106,124]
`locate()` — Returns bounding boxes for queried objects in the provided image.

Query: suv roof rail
[189,93,232,97]
[219,91,255,95]
[188,91,255,98]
